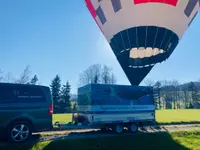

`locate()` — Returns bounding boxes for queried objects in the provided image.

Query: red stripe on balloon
[134,0,148,3]
[134,0,178,6]
[163,0,178,6]
[85,0,104,34]
[85,0,97,18]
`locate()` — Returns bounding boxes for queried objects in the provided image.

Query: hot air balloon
[85,0,199,85]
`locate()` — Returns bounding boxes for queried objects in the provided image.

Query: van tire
[7,121,32,143]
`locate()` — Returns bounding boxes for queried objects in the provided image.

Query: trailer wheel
[128,123,138,133]
[113,124,124,134]
[101,126,109,132]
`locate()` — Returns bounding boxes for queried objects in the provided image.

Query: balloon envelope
[85,0,199,85]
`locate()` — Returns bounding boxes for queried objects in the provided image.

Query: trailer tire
[101,126,109,132]
[113,124,124,134]
[128,123,138,133]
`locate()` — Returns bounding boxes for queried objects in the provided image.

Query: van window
[0,84,46,103]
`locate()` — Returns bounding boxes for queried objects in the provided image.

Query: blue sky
[0,0,199,94]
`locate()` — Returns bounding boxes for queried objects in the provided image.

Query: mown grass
[156,109,200,124]
[1,130,200,150]
[53,113,72,124]
[53,109,200,125]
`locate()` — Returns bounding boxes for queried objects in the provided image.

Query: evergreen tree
[50,75,61,114]
[72,103,77,113]
[30,75,38,85]
[60,81,71,113]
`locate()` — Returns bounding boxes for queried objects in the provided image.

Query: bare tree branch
[78,64,101,86]
[78,64,117,86]
[3,72,16,83]
[101,65,111,84]
[144,79,155,86]
[0,70,3,82]
[101,65,117,84]
[16,65,32,84]
[110,73,117,84]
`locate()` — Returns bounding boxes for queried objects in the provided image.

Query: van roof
[0,82,49,89]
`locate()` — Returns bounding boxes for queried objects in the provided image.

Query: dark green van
[0,83,53,143]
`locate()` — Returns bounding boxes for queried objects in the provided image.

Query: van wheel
[7,121,32,143]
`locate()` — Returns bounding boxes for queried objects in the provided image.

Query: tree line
[0,64,117,114]
[144,79,200,109]
[0,65,73,113]
[0,65,39,85]
[1,64,199,112]
[50,64,117,114]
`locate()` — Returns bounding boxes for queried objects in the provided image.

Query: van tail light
[74,115,85,119]
[49,104,53,115]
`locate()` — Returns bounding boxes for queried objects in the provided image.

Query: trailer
[54,84,156,134]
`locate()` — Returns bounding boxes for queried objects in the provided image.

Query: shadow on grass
[0,129,198,150]
[42,131,190,150]
[0,134,41,150]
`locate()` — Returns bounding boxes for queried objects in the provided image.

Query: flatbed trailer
[54,84,156,134]
[54,114,156,133]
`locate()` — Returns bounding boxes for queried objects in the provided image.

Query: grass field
[53,109,200,125]
[1,130,200,150]
[156,109,200,124]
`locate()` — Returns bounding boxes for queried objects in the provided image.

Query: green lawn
[156,109,200,124]
[53,113,72,124]
[53,109,200,125]
[1,130,200,150]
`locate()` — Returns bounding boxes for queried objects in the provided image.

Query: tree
[101,65,117,84]
[0,70,3,82]
[3,72,15,83]
[165,93,173,109]
[154,81,162,109]
[16,65,32,84]
[78,64,101,86]
[188,82,200,109]
[72,103,77,113]
[78,64,117,86]
[182,83,189,108]
[60,81,72,113]
[110,73,117,84]
[144,79,155,86]
[30,75,39,85]
[188,102,194,109]
[101,65,111,84]
[171,80,180,109]
[161,80,173,109]
[50,75,61,114]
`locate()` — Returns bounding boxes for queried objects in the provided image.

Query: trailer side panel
[77,84,155,124]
